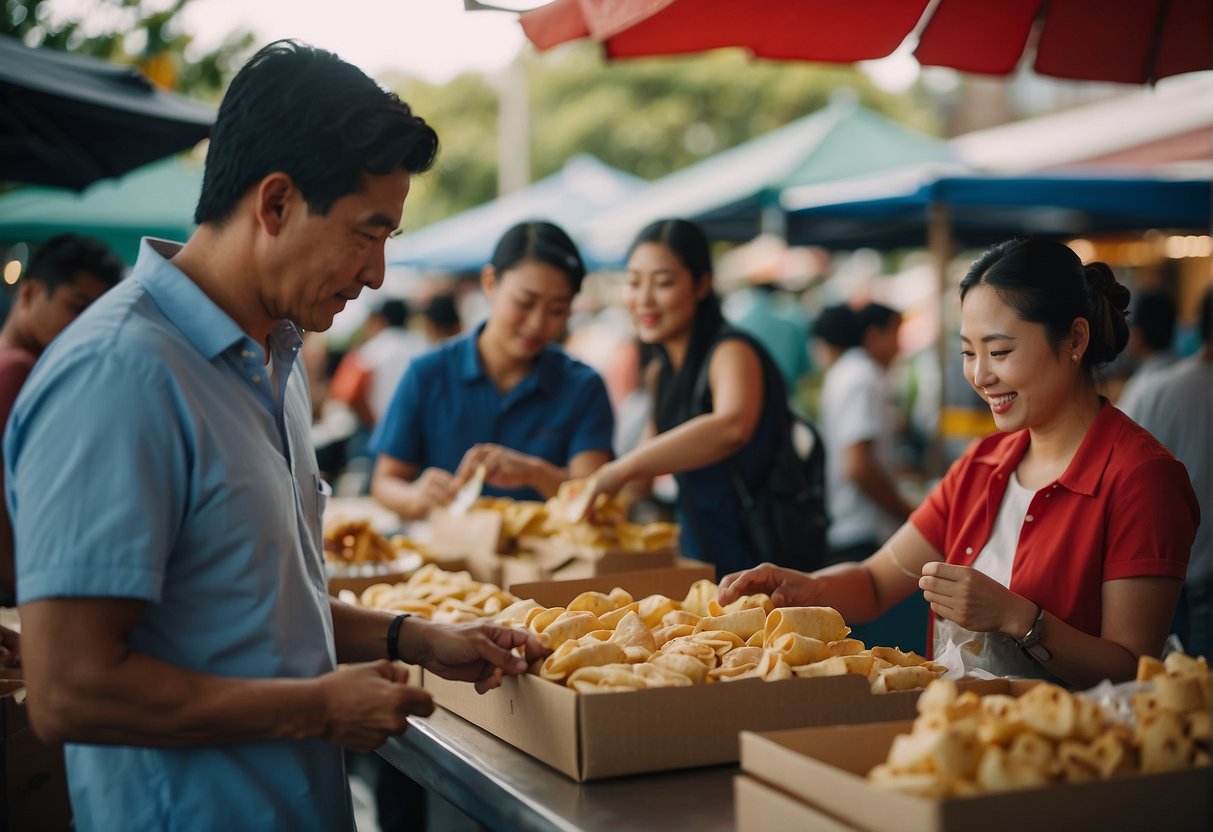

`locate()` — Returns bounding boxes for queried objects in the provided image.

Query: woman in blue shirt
[369,221,614,519]
[586,218,784,575]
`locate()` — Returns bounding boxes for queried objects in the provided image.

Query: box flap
[735,775,861,832]
[509,564,715,608]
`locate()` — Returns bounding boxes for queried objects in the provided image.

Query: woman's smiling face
[960,283,1085,433]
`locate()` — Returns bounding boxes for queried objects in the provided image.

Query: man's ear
[253,173,296,237]
[16,278,43,306]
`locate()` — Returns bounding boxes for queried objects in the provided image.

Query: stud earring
[1072,354,1079,361]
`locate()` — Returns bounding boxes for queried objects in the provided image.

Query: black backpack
[691,331,830,571]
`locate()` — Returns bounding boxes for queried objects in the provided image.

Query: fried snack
[827,638,867,657]
[599,602,641,629]
[649,651,711,684]
[769,633,831,666]
[976,746,1052,792]
[793,654,875,678]
[630,661,695,687]
[567,591,617,617]
[540,641,626,682]
[1137,711,1192,774]
[637,594,680,628]
[1136,654,1167,682]
[872,665,940,694]
[1015,683,1076,740]
[610,611,657,654]
[764,606,850,646]
[540,611,610,650]
[661,609,702,628]
[501,500,547,539]
[692,607,766,641]
[323,519,397,564]
[566,664,648,693]
[680,579,717,617]
[688,629,747,656]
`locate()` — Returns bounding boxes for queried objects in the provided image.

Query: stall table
[379,708,737,832]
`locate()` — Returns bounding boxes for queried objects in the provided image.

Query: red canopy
[519,0,1213,84]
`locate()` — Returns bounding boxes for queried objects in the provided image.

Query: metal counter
[378,708,737,832]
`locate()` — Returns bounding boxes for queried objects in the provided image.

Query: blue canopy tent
[782,167,1212,250]
[386,154,645,273]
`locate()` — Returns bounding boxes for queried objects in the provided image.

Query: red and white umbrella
[519,0,1212,85]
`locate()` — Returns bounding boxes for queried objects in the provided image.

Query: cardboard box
[2,675,71,831]
[427,506,681,586]
[424,567,938,781]
[734,775,860,832]
[738,717,1210,832]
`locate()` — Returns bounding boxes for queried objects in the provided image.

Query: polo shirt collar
[132,238,248,361]
[972,399,1119,497]
[1055,400,1119,497]
[456,321,562,394]
[133,238,303,364]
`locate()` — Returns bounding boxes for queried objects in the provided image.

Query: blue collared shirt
[369,323,614,501]
[4,239,350,831]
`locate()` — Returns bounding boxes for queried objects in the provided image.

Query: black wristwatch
[1014,603,1051,663]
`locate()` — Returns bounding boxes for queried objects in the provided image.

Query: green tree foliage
[2,0,252,98]
[389,42,942,231]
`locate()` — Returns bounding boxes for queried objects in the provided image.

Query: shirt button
[996,473,1004,479]
[965,547,973,554]
[252,374,262,383]
[242,350,254,358]
[1025,515,1034,522]
[1045,493,1051,498]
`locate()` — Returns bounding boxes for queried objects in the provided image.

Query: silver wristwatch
[1015,603,1051,663]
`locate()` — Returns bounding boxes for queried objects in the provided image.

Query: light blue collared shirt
[4,239,350,831]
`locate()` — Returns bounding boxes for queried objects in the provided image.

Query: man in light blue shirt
[5,41,544,832]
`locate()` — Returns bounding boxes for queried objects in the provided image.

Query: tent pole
[926,200,953,481]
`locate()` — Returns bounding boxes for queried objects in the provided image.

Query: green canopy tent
[574,98,953,267]
[0,154,202,266]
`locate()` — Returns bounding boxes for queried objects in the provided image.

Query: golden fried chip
[1137,654,1166,682]
[1138,711,1192,774]
[769,633,831,666]
[680,579,718,617]
[692,607,765,641]
[764,606,851,645]
[1016,683,1076,740]
[567,591,616,618]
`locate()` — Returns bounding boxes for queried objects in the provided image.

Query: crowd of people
[0,38,1208,832]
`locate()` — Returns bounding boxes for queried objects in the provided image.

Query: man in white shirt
[821,303,914,562]
[1120,287,1212,659]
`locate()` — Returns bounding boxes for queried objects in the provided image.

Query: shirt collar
[133,238,303,364]
[131,238,248,361]
[973,399,1120,497]
[456,320,561,393]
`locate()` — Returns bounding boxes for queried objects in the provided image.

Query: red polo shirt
[911,403,1198,645]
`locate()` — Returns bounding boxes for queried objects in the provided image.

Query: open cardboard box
[738,705,1210,832]
[427,506,680,586]
[424,566,950,781]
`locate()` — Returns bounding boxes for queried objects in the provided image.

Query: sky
[179,0,545,83]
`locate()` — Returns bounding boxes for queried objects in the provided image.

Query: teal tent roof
[0,154,202,265]
[576,100,951,267]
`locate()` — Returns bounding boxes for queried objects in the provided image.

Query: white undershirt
[934,471,1047,679]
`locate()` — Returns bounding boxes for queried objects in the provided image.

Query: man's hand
[455,444,536,491]
[919,562,1036,635]
[0,624,19,667]
[718,563,820,608]
[316,661,433,753]
[404,620,549,694]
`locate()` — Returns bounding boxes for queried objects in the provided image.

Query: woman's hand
[718,563,820,608]
[455,444,537,491]
[918,562,1037,636]
[408,467,457,515]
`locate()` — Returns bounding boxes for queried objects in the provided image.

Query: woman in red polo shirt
[719,238,1199,686]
